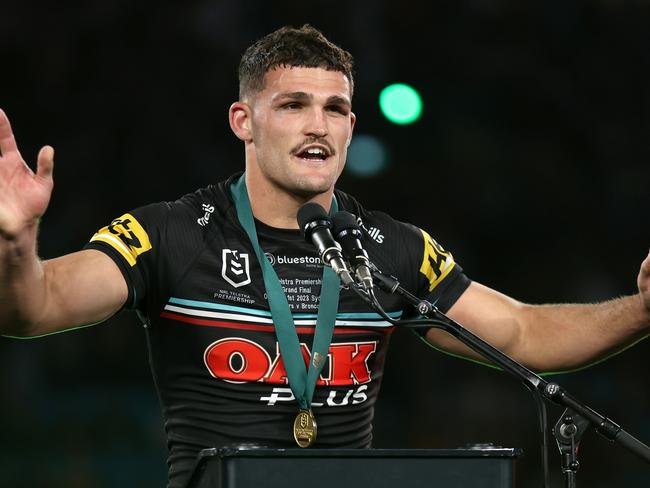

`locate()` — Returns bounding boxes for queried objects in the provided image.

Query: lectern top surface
[200,446,524,459]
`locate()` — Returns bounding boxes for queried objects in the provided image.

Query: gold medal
[293,408,317,448]
[312,351,325,368]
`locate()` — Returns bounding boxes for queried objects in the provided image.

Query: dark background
[1,1,649,486]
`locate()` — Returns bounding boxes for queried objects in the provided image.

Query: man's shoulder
[334,188,414,231]
[172,178,233,213]
[129,176,236,232]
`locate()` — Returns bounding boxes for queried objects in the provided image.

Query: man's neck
[244,172,333,230]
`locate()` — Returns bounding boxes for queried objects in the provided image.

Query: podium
[184,446,523,488]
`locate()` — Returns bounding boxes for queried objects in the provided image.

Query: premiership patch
[222,249,252,288]
[90,213,152,266]
[419,229,455,291]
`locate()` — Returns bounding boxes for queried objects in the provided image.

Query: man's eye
[283,102,302,109]
[327,106,348,115]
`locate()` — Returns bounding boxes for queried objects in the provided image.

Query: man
[1,25,649,488]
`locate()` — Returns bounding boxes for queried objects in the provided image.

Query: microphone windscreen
[297,202,329,240]
[332,211,358,235]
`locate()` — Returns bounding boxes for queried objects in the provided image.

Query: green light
[379,83,422,125]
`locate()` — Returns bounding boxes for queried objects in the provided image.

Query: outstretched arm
[425,252,650,372]
[0,109,127,337]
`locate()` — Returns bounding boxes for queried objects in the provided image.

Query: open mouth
[294,145,331,162]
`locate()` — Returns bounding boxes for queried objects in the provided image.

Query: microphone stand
[366,269,650,488]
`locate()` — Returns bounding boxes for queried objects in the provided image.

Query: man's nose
[304,108,328,137]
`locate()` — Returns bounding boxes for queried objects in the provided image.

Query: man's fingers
[641,252,650,276]
[36,145,54,181]
[0,109,19,157]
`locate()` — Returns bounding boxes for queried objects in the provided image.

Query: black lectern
[184,446,523,488]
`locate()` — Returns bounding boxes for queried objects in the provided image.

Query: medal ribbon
[230,174,340,410]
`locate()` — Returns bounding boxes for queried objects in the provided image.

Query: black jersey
[84,174,471,488]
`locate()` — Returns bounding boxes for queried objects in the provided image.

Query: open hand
[639,250,650,321]
[0,109,54,239]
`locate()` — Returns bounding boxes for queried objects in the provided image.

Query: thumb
[36,145,54,182]
[642,249,650,276]
[638,249,650,293]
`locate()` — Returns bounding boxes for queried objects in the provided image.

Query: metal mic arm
[369,266,650,485]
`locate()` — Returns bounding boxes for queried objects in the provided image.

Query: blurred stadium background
[1,1,649,486]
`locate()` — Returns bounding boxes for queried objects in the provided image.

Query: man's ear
[229,102,252,142]
[347,111,357,146]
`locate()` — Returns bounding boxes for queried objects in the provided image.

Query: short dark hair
[238,24,354,100]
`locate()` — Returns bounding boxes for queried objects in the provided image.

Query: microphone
[297,203,354,286]
[331,211,374,292]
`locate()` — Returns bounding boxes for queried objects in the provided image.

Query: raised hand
[638,250,650,319]
[0,109,54,239]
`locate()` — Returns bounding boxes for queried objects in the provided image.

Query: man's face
[244,66,355,198]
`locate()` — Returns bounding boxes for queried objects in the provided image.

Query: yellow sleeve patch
[419,229,456,292]
[90,213,152,267]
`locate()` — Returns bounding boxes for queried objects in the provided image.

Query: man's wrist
[1,222,39,264]
[633,292,650,329]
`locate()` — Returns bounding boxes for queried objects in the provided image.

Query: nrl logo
[222,249,251,288]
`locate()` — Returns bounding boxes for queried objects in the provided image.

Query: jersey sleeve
[83,202,170,310]
[413,227,471,313]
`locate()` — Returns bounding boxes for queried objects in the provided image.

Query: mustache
[290,137,336,156]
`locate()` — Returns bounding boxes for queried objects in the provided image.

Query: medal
[312,351,325,368]
[293,408,317,448]
[231,174,339,449]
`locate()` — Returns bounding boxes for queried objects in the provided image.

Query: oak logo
[222,249,251,288]
[90,213,152,267]
[204,338,377,386]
